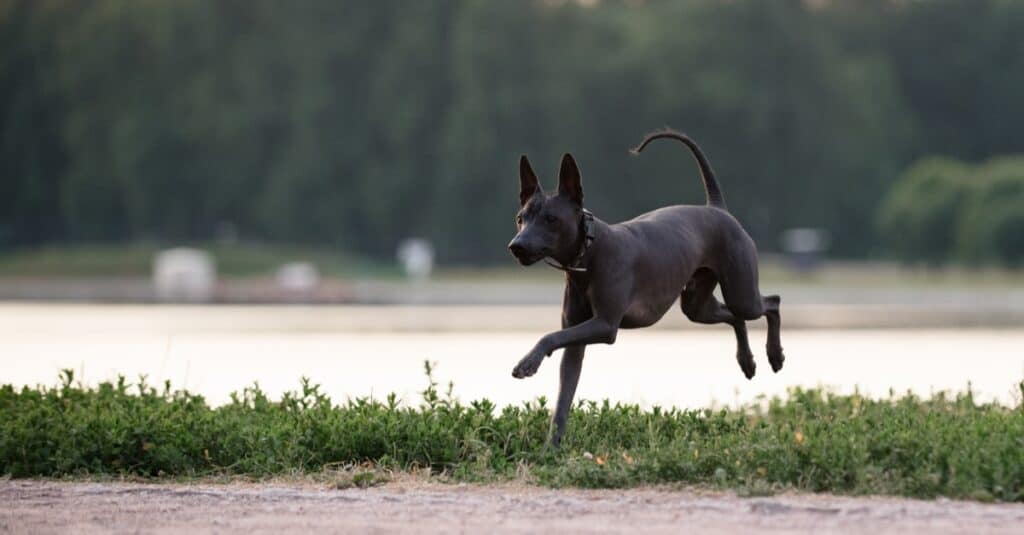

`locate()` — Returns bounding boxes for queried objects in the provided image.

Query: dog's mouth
[510,248,547,266]
[513,253,544,266]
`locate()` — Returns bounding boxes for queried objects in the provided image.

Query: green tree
[876,157,973,265]
[2,0,1023,266]
[956,157,1024,266]
[887,0,1024,160]
[0,1,75,245]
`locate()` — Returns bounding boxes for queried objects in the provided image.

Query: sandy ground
[2,480,1023,534]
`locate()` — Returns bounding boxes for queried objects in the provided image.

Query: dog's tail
[630,128,726,209]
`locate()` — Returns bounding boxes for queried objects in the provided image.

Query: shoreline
[2,300,1024,330]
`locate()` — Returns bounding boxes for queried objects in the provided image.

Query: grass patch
[0,242,396,278]
[2,365,1023,501]
[4,241,1024,289]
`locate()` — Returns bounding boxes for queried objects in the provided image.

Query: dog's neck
[545,208,596,273]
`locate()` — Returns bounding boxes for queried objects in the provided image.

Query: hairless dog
[508,128,784,447]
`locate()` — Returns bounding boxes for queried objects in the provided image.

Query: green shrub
[879,155,1024,266]
[955,157,1024,266]
[876,157,973,264]
[2,369,1023,501]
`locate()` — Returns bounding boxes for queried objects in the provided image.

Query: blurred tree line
[878,156,1024,266]
[2,0,1023,264]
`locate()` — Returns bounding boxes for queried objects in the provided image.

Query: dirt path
[2,480,1023,534]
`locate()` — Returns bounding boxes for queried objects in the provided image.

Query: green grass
[0,242,396,278]
[2,365,1023,501]
[0,241,550,283]
[757,258,1024,289]
[4,242,1024,289]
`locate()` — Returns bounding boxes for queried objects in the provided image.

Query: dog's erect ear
[558,153,583,205]
[519,155,541,206]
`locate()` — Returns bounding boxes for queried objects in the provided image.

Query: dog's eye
[544,214,557,224]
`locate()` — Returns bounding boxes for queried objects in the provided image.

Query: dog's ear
[558,153,583,205]
[519,155,541,206]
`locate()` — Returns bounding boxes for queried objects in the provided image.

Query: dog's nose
[509,241,528,257]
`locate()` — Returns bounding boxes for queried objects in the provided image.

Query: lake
[2,304,1022,408]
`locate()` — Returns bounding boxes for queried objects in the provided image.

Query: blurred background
[2,0,1023,407]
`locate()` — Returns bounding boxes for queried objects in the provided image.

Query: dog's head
[508,153,585,266]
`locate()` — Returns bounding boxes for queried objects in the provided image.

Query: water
[2,304,1022,408]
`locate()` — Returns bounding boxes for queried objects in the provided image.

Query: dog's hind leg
[681,268,757,379]
[763,295,784,372]
[729,321,756,379]
[716,250,785,374]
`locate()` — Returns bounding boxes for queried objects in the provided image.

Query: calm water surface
[3,304,1022,408]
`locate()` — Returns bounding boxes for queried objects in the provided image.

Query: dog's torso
[582,204,758,329]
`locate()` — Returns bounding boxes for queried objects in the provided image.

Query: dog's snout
[509,237,541,265]
[508,241,528,257]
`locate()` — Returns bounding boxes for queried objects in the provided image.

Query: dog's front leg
[550,344,584,447]
[548,283,591,447]
[511,318,617,379]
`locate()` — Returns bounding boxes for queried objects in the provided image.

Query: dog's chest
[621,298,674,329]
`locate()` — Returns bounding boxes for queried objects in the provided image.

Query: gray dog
[508,128,784,446]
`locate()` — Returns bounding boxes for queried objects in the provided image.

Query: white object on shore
[152,248,216,303]
[397,238,434,281]
[780,227,830,272]
[276,262,320,294]
[781,228,829,255]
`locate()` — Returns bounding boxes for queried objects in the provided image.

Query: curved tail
[630,128,726,209]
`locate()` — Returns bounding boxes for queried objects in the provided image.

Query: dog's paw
[737,351,756,380]
[767,344,785,373]
[512,354,543,379]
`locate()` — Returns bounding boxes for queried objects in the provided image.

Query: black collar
[544,208,595,273]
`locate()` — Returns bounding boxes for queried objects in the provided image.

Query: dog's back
[614,203,752,274]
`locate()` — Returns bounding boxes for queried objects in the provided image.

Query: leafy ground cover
[2,365,1022,501]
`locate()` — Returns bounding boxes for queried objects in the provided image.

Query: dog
[508,128,784,447]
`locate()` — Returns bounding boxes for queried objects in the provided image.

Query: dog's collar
[544,208,595,273]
